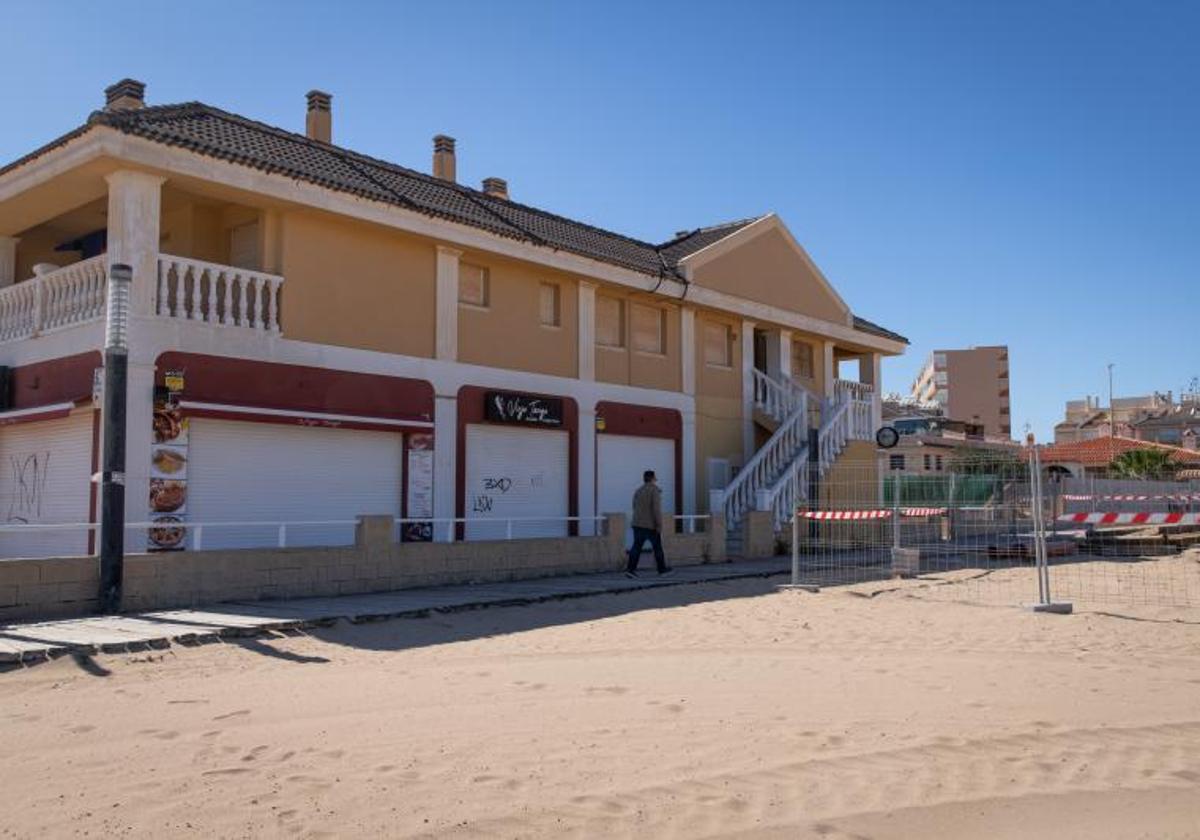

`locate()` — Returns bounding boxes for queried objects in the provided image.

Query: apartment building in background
[1053,392,1174,443]
[0,79,906,564]
[909,345,1010,438]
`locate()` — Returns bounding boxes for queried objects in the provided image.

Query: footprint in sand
[202,767,255,777]
[68,725,95,734]
[585,686,630,695]
[212,709,251,721]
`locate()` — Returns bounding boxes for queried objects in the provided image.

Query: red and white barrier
[1061,493,1200,502]
[1056,512,1200,525]
[799,508,948,520]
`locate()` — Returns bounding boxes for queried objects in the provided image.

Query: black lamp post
[98,263,132,614]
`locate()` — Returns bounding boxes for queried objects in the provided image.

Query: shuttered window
[539,283,560,327]
[631,304,666,354]
[596,296,624,347]
[459,263,489,307]
[703,321,732,367]
[792,340,814,378]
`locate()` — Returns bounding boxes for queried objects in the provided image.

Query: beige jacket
[631,482,663,531]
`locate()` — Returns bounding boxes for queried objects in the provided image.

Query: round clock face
[876,426,900,449]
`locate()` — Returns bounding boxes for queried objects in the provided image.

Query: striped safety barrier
[1056,512,1200,525]
[799,508,948,520]
[1061,493,1200,502]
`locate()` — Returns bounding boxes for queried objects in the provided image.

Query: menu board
[148,402,189,551]
[403,433,434,542]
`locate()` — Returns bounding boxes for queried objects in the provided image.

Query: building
[1130,396,1200,447]
[880,397,1017,474]
[1035,437,1200,479]
[1053,392,1172,443]
[909,346,1010,437]
[0,79,907,562]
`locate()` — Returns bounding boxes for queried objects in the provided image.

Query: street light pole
[1107,362,1115,438]
[99,263,132,614]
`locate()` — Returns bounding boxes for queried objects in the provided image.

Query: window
[923,454,932,470]
[935,455,944,472]
[596,295,624,347]
[933,353,947,368]
[792,340,814,379]
[703,321,732,367]
[539,283,560,327]
[459,263,489,307]
[889,454,905,471]
[631,304,666,354]
[935,372,948,386]
[228,221,260,270]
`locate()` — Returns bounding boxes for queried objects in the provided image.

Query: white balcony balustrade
[157,255,283,333]
[0,256,107,341]
[0,254,285,344]
[834,378,875,441]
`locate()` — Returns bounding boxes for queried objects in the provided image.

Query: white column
[433,393,458,542]
[435,245,461,362]
[105,171,164,317]
[0,236,18,288]
[866,352,883,430]
[741,319,755,462]
[778,330,792,381]
[681,409,697,523]
[578,280,595,381]
[822,340,836,399]
[578,405,597,536]
[680,306,695,396]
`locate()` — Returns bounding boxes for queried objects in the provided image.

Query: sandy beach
[2,573,1199,839]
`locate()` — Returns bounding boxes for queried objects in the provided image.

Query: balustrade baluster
[157,260,167,316]
[252,276,265,330]
[234,274,246,326]
[222,269,233,325]
[188,266,201,319]
[205,271,218,324]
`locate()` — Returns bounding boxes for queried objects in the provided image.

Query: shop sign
[484,391,563,427]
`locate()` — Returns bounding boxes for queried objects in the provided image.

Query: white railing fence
[718,389,809,527]
[818,400,850,473]
[157,255,283,333]
[0,256,107,341]
[834,379,875,441]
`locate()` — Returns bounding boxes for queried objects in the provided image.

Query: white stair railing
[834,379,875,441]
[0,256,107,342]
[759,457,810,532]
[818,400,850,473]
[718,389,808,527]
[157,255,284,333]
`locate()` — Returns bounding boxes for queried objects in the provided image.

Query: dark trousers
[626,526,667,572]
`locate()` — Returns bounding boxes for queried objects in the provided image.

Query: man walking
[626,470,671,577]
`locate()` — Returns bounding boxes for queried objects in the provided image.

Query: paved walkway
[0,559,789,666]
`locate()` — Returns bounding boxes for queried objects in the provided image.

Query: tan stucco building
[0,79,907,561]
[910,345,1010,438]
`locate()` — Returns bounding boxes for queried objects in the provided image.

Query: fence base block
[1027,601,1074,615]
[890,547,921,578]
[777,583,821,593]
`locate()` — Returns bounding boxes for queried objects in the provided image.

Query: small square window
[631,304,666,354]
[923,454,932,470]
[703,321,732,367]
[596,295,624,347]
[459,263,489,307]
[539,283,560,327]
[889,454,905,471]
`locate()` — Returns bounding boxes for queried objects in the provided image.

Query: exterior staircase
[717,370,875,556]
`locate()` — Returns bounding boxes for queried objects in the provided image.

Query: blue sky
[2,1,1197,438]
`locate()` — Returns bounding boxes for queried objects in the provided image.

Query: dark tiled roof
[657,218,762,263]
[852,315,908,344]
[4,100,907,344]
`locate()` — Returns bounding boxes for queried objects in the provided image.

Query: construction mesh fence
[782,457,1200,614]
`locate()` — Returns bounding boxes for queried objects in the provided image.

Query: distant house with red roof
[1033,436,1200,478]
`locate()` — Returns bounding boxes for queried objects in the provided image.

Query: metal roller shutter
[464,424,569,540]
[597,434,675,545]
[0,411,94,559]
[187,419,402,549]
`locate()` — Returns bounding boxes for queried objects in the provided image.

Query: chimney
[306,90,332,144]
[481,177,508,200]
[433,135,456,181]
[104,79,145,111]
